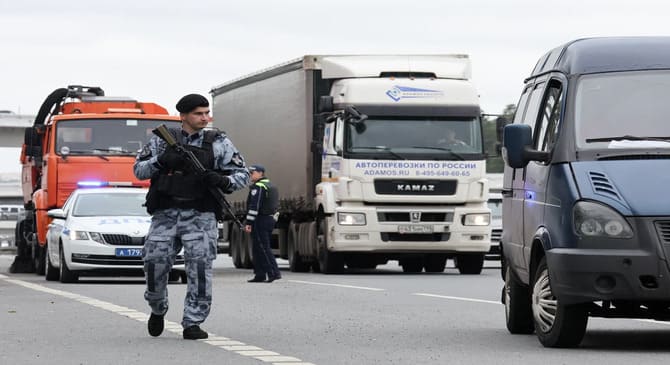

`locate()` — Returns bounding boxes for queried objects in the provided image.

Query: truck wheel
[504,265,534,334]
[9,219,35,273]
[240,231,253,269]
[287,223,309,272]
[230,225,243,268]
[59,245,78,283]
[424,255,447,272]
[532,257,588,348]
[45,245,59,281]
[317,219,343,274]
[34,244,46,275]
[455,253,484,275]
[400,258,423,273]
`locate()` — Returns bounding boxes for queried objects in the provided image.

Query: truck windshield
[575,70,670,150]
[55,119,181,155]
[345,117,483,160]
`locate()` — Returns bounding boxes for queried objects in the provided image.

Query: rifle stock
[152,124,244,228]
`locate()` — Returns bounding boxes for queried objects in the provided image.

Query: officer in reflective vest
[134,93,249,340]
[244,164,281,283]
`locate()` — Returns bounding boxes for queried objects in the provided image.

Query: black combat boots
[147,313,164,337]
[183,325,209,340]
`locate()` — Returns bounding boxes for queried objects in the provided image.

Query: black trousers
[251,215,280,279]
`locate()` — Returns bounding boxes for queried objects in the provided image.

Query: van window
[521,83,546,134]
[534,82,563,152]
[513,87,532,124]
[575,70,670,149]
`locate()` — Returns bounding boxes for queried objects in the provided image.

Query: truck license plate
[116,248,143,257]
[398,225,433,233]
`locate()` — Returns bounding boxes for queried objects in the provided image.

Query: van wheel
[532,257,588,348]
[504,265,534,334]
[455,253,484,274]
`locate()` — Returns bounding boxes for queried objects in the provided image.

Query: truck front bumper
[329,206,490,253]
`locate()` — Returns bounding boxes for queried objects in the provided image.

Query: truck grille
[374,180,457,195]
[102,234,145,246]
[491,228,502,243]
[377,212,454,222]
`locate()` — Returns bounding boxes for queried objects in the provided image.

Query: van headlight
[338,212,366,226]
[462,213,490,226]
[573,201,633,238]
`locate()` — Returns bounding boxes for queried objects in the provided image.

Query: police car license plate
[398,225,433,233]
[115,248,143,257]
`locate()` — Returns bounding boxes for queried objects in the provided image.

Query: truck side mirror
[318,96,334,113]
[24,127,42,157]
[503,124,549,168]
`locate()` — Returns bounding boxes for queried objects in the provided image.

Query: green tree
[483,104,516,173]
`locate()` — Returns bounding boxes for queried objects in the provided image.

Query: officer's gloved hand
[157,145,185,171]
[202,170,231,190]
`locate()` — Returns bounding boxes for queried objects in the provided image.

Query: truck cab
[501,37,670,347]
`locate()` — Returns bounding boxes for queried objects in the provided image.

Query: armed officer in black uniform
[244,165,281,283]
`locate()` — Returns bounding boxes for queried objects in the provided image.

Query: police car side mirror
[47,208,66,219]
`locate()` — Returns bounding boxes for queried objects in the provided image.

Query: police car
[44,185,186,283]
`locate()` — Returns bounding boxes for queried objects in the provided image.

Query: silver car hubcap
[532,268,557,333]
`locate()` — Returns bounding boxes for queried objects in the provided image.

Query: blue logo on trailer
[386,85,443,102]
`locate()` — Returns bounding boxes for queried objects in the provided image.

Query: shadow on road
[580,329,670,351]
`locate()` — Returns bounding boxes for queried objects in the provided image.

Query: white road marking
[289,280,385,291]
[413,292,501,305]
[2,276,313,364]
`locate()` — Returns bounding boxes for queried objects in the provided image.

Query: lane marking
[2,276,313,364]
[289,280,385,291]
[414,292,670,327]
[413,292,500,305]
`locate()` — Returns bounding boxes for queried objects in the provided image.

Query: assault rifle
[152,124,244,228]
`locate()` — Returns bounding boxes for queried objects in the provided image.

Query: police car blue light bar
[77,181,135,188]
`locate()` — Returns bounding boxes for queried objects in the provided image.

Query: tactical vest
[255,178,279,215]
[145,129,221,216]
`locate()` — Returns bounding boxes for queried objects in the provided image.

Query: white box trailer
[211,55,491,274]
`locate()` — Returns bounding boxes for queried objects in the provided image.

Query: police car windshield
[56,119,181,155]
[346,117,483,160]
[73,192,148,217]
[576,70,670,150]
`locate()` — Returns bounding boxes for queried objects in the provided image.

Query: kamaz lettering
[397,184,436,192]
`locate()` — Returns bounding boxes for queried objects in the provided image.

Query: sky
[1,0,669,172]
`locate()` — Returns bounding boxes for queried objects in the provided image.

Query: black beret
[176,93,209,113]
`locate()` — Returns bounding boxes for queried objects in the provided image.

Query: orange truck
[10,85,180,273]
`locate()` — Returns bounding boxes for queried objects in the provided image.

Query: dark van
[501,37,670,348]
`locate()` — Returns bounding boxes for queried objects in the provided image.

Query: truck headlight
[573,201,633,238]
[462,213,490,226]
[338,212,366,226]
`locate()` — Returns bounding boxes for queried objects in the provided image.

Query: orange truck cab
[10,85,181,274]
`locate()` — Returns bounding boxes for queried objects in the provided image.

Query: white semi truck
[211,55,491,274]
